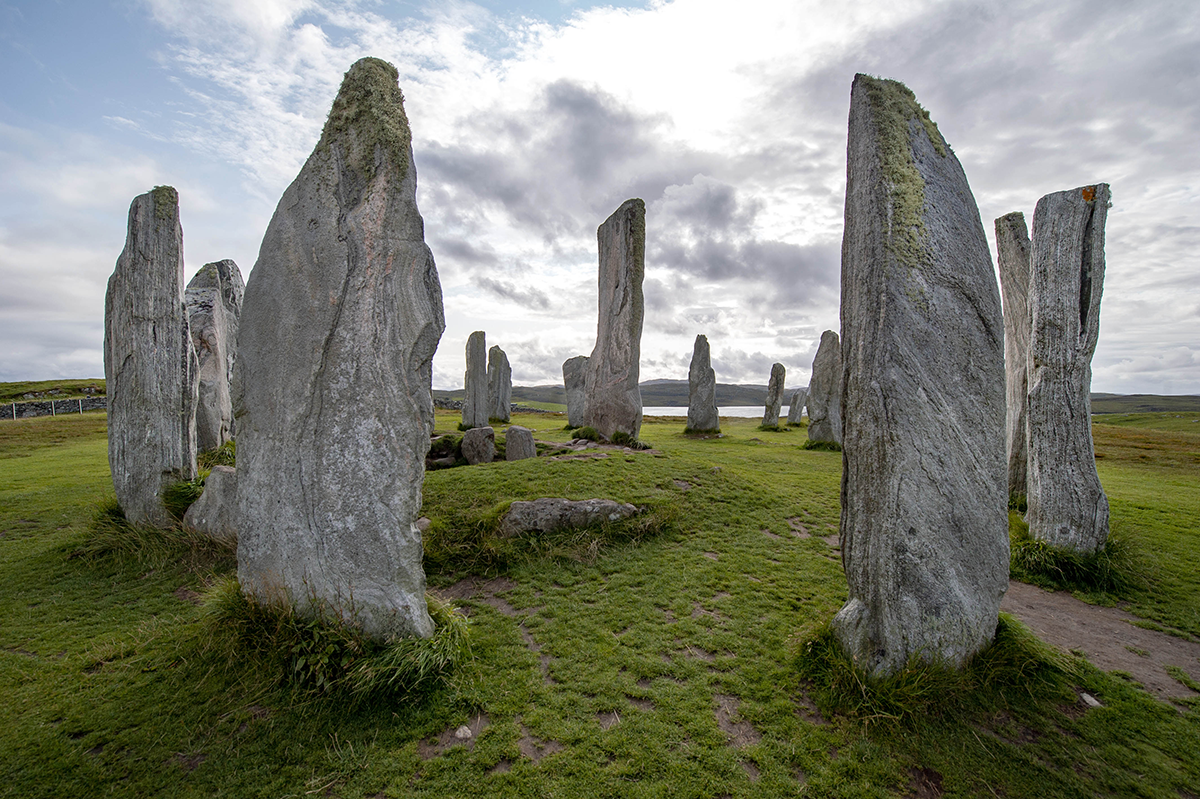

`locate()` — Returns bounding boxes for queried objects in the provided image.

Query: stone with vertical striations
[104,186,199,527]
[762,363,786,427]
[462,331,488,429]
[505,425,536,461]
[996,213,1031,500]
[583,199,645,440]
[787,388,807,425]
[487,345,512,423]
[234,58,444,640]
[686,334,720,432]
[833,74,1007,676]
[562,355,589,428]
[806,331,842,444]
[1026,184,1111,554]
[186,259,245,452]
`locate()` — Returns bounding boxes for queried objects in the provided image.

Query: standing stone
[762,363,786,427]
[505,425,536,461]
[461,426,495,465]
[996,213,1032,500]
[185,259,245,452]
[462,331,488,429]
[104,186,199,527]
[833,74,1007,676]
[686,334,720,432]
[487,345,512,423]
[234,58,444,640]
[806,331,842,444]
[1026,184,1111,554]
[562,355,589,428]
[787,388,808,425]
[583,199,645,440]
[183,465,237,543]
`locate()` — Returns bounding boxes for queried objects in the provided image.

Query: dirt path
[1001,580,1200,702]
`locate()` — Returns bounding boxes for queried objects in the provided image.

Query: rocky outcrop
[498,498,639,538]
[104,186,199,527]
[562,355,589,428]
[186,259,245,452]
[234,58,445,640]
[686,334,720,432]
[461,426,496,465]
[487,345,512,423]
[762,363,786,427]
[996,213,1031,500]
[583,199,645,440]
[806,331,842,444]
[462,331,488,429]
[787,388,807,425]
[183,465,237,543]
[1026,184,1111,554]
[505,425,536,461]
[833,74,1008,676]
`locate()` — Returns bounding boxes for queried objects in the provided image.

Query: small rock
[1080,692,1102,709]
[183,465,237,543]
[505,426,536,461]
[454,725,473,740]
[461,426,495,465]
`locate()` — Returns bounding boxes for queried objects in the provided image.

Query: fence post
[78,398,83,414]
[10,403,14,421]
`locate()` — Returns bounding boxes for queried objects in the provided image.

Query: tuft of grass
[1009,511,1140,594]
[75,497,235,570]
[162,477,206,520]
[795,614,1075,726]
[611,430,650,449]
[198,439,236,469]
[802,439,842,451]
[1008,492,1027,512]
[756,424,789,433]
[573,426,601,442]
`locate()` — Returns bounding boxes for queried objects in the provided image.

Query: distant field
[0,378,106,403]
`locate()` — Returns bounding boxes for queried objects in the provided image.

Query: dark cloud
[473,276,551,309]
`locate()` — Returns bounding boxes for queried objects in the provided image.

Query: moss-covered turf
[0,379,106,403]
[1,410,1198,797]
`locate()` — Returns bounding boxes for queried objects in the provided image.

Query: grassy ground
[1,411,1198,797]
[0,379,105,402]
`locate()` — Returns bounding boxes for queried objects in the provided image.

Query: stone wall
[5,397,108,420]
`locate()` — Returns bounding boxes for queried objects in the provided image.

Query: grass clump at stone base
[757,424,790,433]
[802,439,842,451]
[198,439,236,469]
[1008,511,1140,595]
[74,497,235,572]
[161,477,206,520]
[572,425,601,441]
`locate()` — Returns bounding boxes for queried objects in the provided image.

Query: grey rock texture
[185,259,245,452]
[583,199,645,440]
[234,58,444,640]
[762,363,786,427]
[686,334,720,432]
[462,331,488,429]
[499,498,639,538]
[833,74,1008,676]
[996,212,1032,499]
[562,355,589,428]
[487,345,512,423]
[461,426,496,465]
[183,465,237,543]
[505,425,536,461]
[806,331,842,444]
[787,388,808,425]
[1026,184,1111,554]
[104,186,199,527]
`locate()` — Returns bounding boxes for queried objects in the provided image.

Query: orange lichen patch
[1081,186,1096,202]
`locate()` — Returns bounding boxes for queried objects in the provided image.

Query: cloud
[473,276,551,309]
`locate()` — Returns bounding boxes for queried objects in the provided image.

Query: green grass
[1,410,1198,797]
[0,378,105,403]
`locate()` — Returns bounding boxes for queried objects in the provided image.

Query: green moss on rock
[151,185,178,225]
[317,57,411,185]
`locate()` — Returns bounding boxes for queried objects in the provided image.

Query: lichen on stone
[151,185,178,225]
[316,57,412,186]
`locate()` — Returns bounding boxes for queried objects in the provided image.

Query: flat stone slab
[499,498,639,538]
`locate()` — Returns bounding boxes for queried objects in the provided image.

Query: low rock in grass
[505,426,536,461]
[499,498,639,538]
[462,426,495,465]
[183,465,237,543]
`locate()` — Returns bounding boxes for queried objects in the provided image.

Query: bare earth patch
[173,586,202,605]
[431,576,519,616]
[517,722,563,762]
[714,694,761,747]
[418,713,490,759]
[786,517,811,538]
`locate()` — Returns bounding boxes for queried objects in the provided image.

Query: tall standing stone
[487,345,512,423]
[583,199,645,440]
[996,213,1031,500]
[461,331,488,429]
[234,58,445,640]
[762,363,786,427]
[787,388,807,425]
[1026,184,1111,554]
[104,186,199,527]
[833,74,1007,676]
[562,355,589,428]
[806,331,842,444]
[686,334,719,432]
[185,259,245,452]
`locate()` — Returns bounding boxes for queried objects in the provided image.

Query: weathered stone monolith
[505,425,536,461]
[186,259,245,452]
[996,213,1031,500]
[833,74,1007,676]
[487,345,512,423]
[762,363,786,427]
[686,334,719,432]
[787,388,807,425]
[583,199,645,440]
[563,355,589,428]
[806,331,842,444]
[104,186,199,527]
[461,426,495,465]
[1026,184,1111,554]
[183,465,237,543]
[462,331,488,429]
[234,58,444,640]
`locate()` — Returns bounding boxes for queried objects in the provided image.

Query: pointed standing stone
[583,199,645,440]
[762,363,786,427]
[806,331,842,445]
[104,186,199,527]
[686,334,720,432]
[787,388,807,425]
[1026,184,1111,554]
[562,355,589,428]
[833,74,1007,676]
[487,345,512,423]
[234,58,445,640]
[186,259,245,452]
[462,331,488,429]
[996,213,1031,500]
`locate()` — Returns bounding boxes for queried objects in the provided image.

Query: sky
[1,0,1197,394]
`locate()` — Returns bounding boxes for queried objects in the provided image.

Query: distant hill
[1090,394,1200,414]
